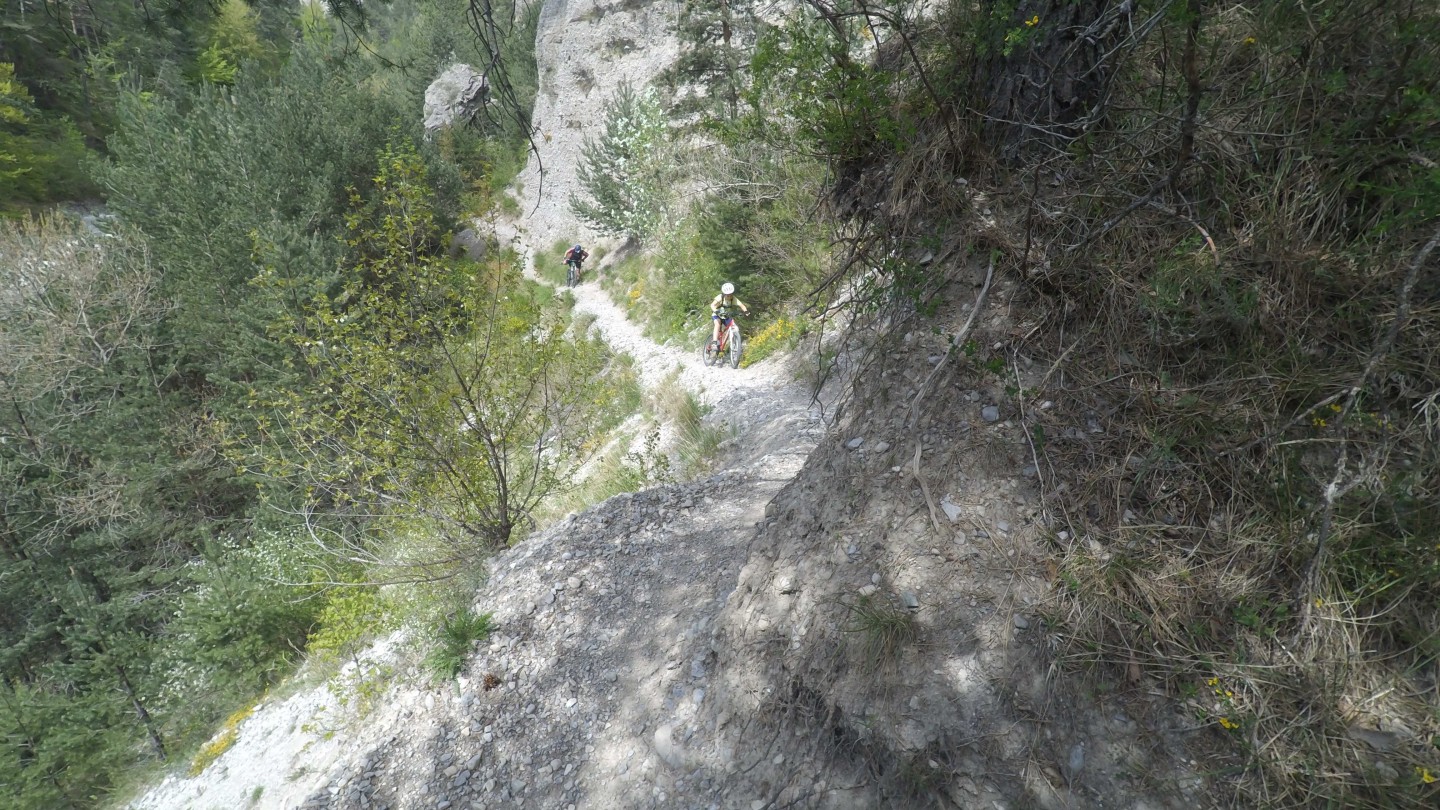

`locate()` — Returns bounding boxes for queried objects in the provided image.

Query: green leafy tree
[0,214,180,804]
[248,143,621,579]
[570,81,675,242]
[0,63,90,208]
[194,0,271,84]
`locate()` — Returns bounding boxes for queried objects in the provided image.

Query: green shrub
[842,594,919,668]
[571,81,676,241]
[424,611,495,681]
[739,315,803,367]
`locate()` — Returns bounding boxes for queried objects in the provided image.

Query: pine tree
[666,0,762,121]
[569,81,673,242]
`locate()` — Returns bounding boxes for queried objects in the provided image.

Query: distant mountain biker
[564,243,589,277]
[709,282,750,350]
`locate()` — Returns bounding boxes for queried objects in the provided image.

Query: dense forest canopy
[1,1,551,805]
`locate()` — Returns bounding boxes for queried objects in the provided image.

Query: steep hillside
[133,0,1440,807]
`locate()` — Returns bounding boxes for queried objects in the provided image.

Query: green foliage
[424,611,495,681]
[0,63,92,209]
[662,0,764,121]
[542,237,579,286]
[571,81,675,241]
[740,315,803,367]
[0,678,137,808]
[842,593,919,668]
[0,6,543,804]
[192,0,269,84]
[101,41,463,432]
[654,380,731,474]
[246,143,625,573]
[635,180,825,346]
[743,8,908,172]
[306,581,394,666]
[157,532,320,717]
[188,703,255,776]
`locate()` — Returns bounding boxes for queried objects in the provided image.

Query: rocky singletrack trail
[132,220,829,810]
[128,3,1218,808]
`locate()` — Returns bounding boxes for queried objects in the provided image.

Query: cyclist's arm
[709,294,723,312]
[735,297,750,313]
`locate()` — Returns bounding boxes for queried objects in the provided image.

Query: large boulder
[448,227,488,262]
[423,64,488,132]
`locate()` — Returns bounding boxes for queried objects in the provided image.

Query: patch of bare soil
[702,266,1216,808]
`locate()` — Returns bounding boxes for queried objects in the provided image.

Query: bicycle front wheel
[567,263,578,287]
[728,326,743,368]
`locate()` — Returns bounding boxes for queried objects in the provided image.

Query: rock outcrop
[424,64,489,133]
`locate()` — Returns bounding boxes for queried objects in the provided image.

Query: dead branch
[1294,222,1440,640]
[905,254,995,430]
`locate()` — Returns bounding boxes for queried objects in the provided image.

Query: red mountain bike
[703,311,742,369]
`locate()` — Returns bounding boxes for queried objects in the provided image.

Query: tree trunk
[115,664,166,761]
[972,0,1127,161]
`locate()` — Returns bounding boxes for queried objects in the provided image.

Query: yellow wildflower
[1024,15,1040,27]
[1418,767,1436,784]
[1218,717,1238,730]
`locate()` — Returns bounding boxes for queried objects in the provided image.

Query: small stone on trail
[874,441,890,453]
[996,520,1011,533]
[846,437,864,450]
[941,497,963,522]
[1013,614,1030,630]
[981,405,1000,422]
[858,584,878,597]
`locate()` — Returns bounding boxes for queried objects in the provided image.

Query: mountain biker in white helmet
[709,282,750,350]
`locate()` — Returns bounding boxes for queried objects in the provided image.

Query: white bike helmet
[721,282,735,295]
